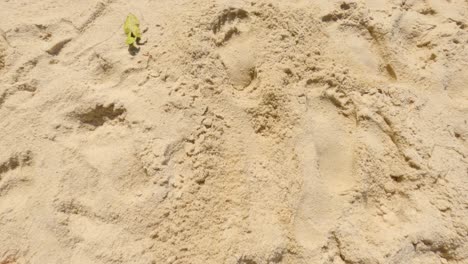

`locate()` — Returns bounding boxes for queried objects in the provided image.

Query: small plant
[124,13,142,46]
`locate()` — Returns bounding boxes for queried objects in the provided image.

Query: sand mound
[0,0,467,263]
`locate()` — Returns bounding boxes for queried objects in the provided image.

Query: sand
[0,0,467,263]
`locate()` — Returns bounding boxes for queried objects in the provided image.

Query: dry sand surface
[0,0,467,263]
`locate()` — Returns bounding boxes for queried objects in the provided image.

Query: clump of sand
[0,0,467,263]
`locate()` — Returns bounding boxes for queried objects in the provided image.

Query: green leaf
[124,13,141,46]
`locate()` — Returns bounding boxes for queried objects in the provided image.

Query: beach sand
[0,0,467,263]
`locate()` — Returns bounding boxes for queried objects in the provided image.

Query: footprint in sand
[212,8,257,90]
[294,97,357,252]
[0,151,33,197]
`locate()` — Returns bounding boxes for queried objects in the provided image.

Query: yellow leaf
[124,13,141,46]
